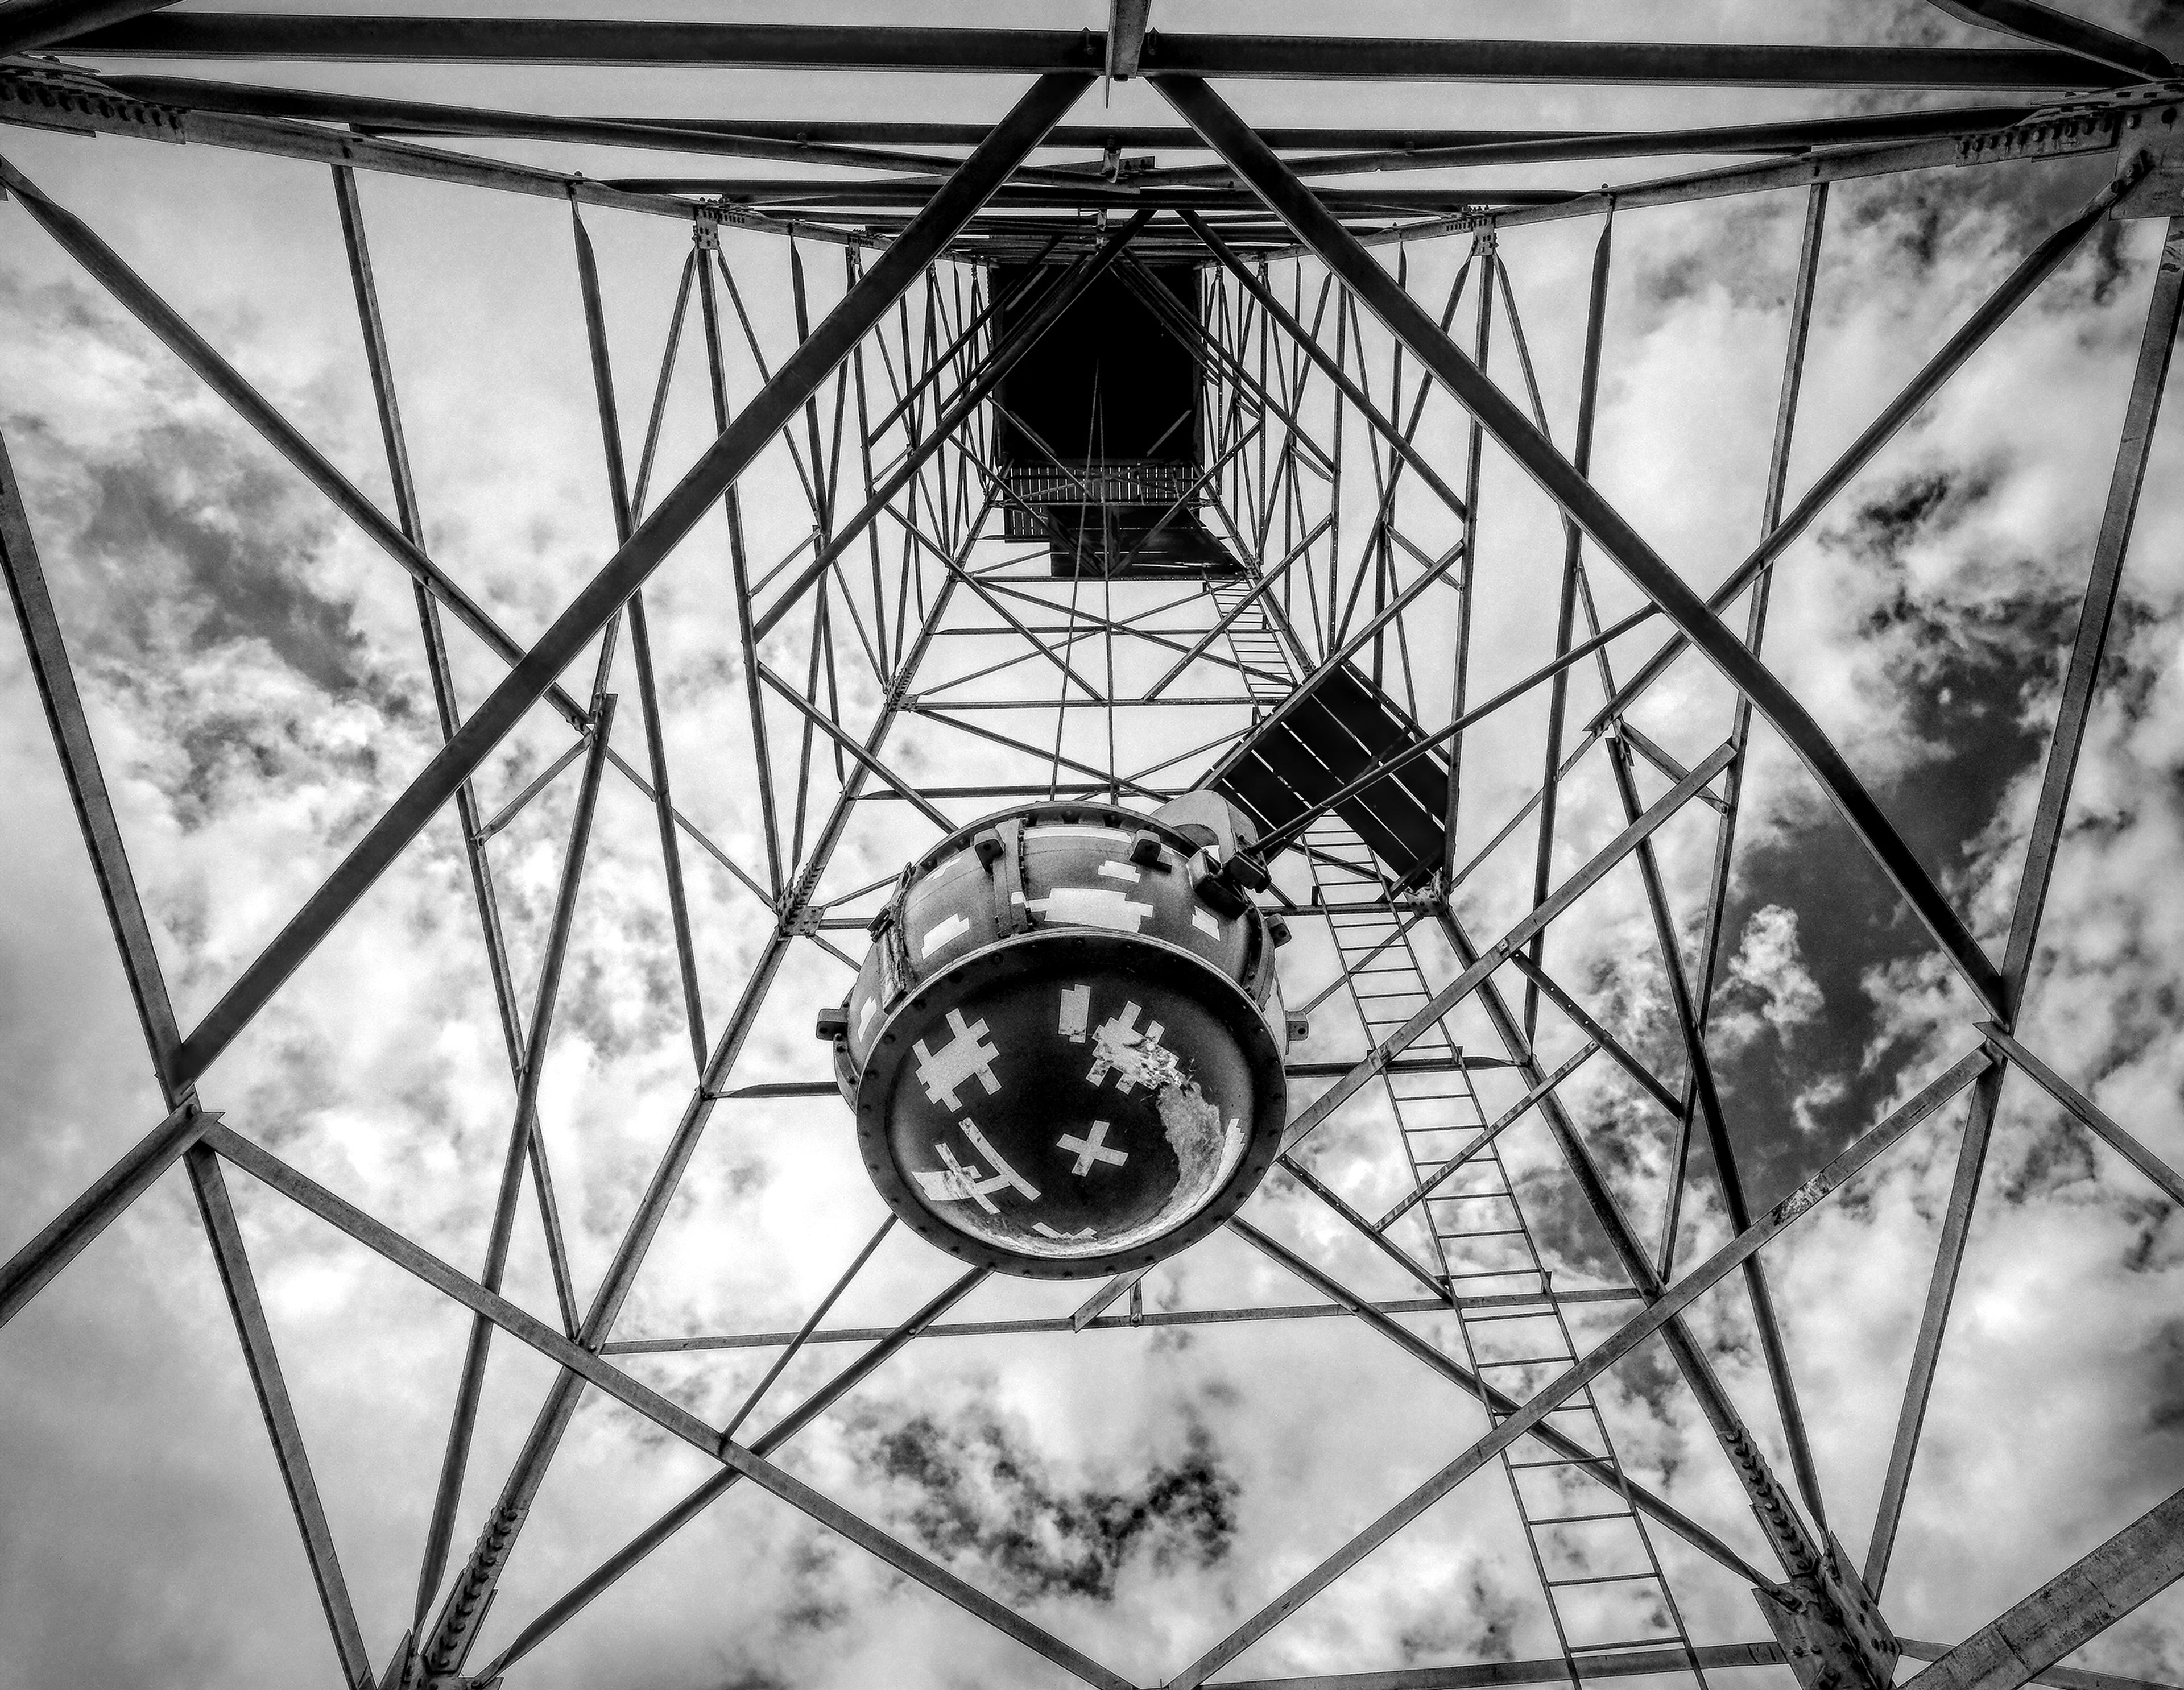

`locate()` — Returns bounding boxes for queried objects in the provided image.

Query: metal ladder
[1206,574,1294,712]
[1204,575,1706,1680]
[1302,821,1708,1685]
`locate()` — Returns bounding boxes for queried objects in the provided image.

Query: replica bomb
[818,794,1297,1278]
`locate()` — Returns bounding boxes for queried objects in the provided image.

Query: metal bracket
[1755,1530,1901,1690]
[2028,80,2184,124]
[0,64,185,143]
[2116,127,2184,217]
[1953,107,2128,172]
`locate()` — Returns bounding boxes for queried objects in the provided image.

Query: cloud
[1715,904,1827,1049]
[846,1403,1240,1604]
[5,8,2184,1687]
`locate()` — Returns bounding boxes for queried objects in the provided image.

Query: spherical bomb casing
[830,800,1290,1279]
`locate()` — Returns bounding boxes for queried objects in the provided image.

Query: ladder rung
[1521,1509,1637,1526]
[1565,1637,1687,1654]
[1545,1571,1659,1589]
[1508,1454,1614,1469]
[1476,1353,1577,1368]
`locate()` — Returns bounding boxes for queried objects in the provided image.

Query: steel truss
[3,5,2184,1688]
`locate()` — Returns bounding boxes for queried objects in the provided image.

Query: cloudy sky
[3,3,2184,1687]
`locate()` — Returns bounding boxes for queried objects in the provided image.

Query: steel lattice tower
[3,4,2183,1688]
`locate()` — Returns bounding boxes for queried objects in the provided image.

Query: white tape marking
[959,1119,1039,1200]
[1058,1119,1127,1176]
[919,911,970,958]
[1027,886,1155,932]
[1058,983,1090,1043]
[913,1009,1002,1109]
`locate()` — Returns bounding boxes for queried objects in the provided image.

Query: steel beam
[201,1123,1130,1690]
[1207,1642,2184,1690]
[101,72,1093,182]
[867,251,1060,447]
[1421,110,2130,241]
[482,1263,986,1677]
[1445,896,1888,1688]
[0,78,730,226]
[1106,0,1152,81]
[1211,1646,1796,1690]
[1227,1215,1767,1586]
[17,151,759,909]
[721,1440,1135,1690]
[1898,1643,2184,1690]
[1503,952,1682,1118]
[1371,1044,1599,1233]
[1433,918,1840,1616]
[570,205,709,1073]
[184,1143,373,1688]
[1440,231,1492,855]
[1277,744,1734,1157]
[1163,1047,1992,1688]
[0,0,176,56]
[690,243,788,905]
[615,179,1577,213]
[755,661,954,830]
[1979,1025,2184,1206]
[160,73,1089,1088]
[1273,1152,1470,1306]
[1150,103,2046,184]
[1189,213,1470,529]
[2001,216,2184,1015]
[1203,533,1467,793]
[61,18,2116,86]
[721,1217,894,1442]
[1,416,185,1097]
[601,1291,1641,1354]
[1863,1045,2004,1595]
[332,164,527,1078]
[1925,0,2174,81]
[1590,164,2148,736]
[1601,715,1834,1531]
[752,206,1153,641]
[84,113,2015,154]
[1250,607,1654,858]
[0,1100,210,1329]
[0,155,595,740]
[1664,180,1829,1279]
[414,699,615,1625]
[1866,219,2184,1590]
[1904,1485,2184,1690]
[1523,216,1612,1035]
[424,561,979,1676]
[1162,74,2005,1017]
